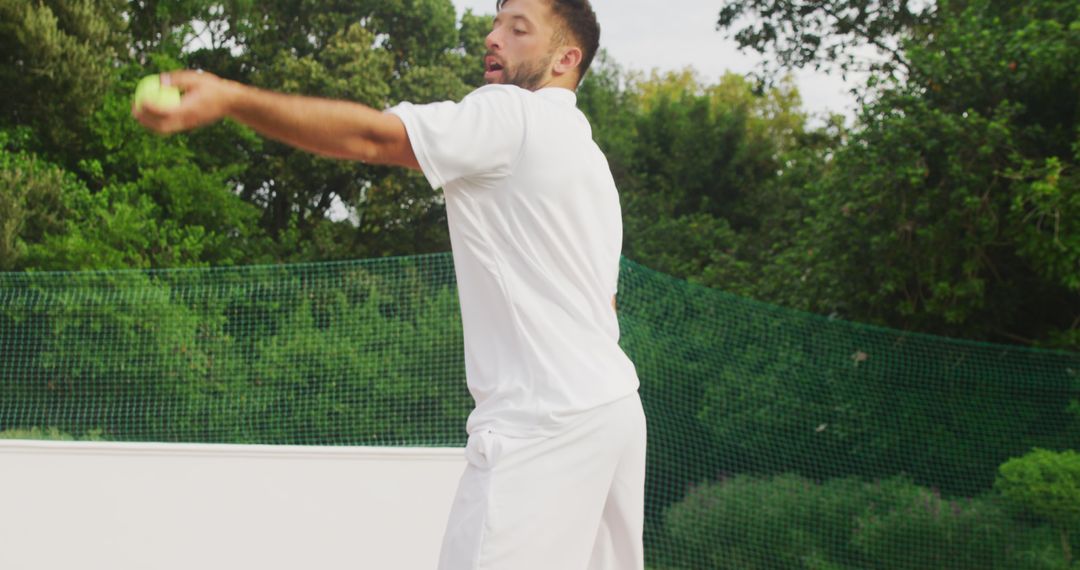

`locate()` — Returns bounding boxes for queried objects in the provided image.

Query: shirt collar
[535,87,577,106]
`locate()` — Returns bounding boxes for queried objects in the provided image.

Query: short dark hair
[496,0,601,83]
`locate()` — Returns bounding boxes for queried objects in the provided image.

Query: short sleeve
[387,85,526,190]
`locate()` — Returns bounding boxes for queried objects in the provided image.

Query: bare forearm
[224,82,407,165]
[133,70,417,169]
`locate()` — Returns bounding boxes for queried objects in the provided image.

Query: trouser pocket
[464,429,500,470]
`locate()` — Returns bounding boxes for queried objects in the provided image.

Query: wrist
[219,78,247,118]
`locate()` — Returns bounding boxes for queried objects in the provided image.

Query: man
[134,0,645,568]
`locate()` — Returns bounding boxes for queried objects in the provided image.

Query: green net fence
[2,252,1079,569]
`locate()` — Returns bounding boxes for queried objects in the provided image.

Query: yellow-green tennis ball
[133,74,181,111]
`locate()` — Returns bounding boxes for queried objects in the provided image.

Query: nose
[485,27,501,52]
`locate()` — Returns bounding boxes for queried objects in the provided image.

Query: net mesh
[2,253,1078,569]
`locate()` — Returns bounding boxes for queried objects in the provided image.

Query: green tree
[717,0,934,80]
[578,67,814,295]
[164,0,486,260]
[0,129,72,270]
[716,0,1079,348]
[0,0,127,164]
[1,0,494,270]
[997,448,1080,566]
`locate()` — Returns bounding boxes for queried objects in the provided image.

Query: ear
[551,46,583,79]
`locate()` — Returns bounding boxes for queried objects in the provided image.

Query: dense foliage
[0,256,472,445]
[2,254,1077,570]
[1,1,1077,568]
[0,0,1074,347]
[997,448,1080,567]
[659,473,1072,570]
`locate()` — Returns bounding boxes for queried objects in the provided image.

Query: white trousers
[437,394,647,570]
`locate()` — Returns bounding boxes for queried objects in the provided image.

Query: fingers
[161,69,214,92]
[132,102,178,133]
[131,69,225,135]
[133,102,162,121]
[133,107,198,135]
[131,90,182,133]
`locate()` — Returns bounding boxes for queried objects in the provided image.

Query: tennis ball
[133,74,181,112]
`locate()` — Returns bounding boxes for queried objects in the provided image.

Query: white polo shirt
[389,84,639,437]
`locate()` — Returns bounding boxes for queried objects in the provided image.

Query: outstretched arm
[132,70,420,170]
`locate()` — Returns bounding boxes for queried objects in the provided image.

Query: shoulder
[467,83,529,97]
[462,84,533,107]
[456,85,531,132]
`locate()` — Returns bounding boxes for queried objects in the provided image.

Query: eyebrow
[493,14,533,27]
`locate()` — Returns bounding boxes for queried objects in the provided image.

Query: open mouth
[485,56,504,75]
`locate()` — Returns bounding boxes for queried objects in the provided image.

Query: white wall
[0,441,466,570]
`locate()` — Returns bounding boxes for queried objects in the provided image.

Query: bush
[852,484,1021,569]
[662,474,877,569]
[0,427,105,440]
[996,448,1080,567]
[661,473,1032,570]
[5,270,208,440]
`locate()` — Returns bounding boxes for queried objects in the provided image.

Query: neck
[534,73,579,91]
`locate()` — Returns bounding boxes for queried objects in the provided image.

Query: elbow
[335,112,418,169]
[339,136,416,169]
[335,137,381,164]
[368,138,421,170]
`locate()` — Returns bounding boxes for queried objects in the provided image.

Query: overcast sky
[450,0,864,120]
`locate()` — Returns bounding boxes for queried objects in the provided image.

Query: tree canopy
[0,0,1075,348]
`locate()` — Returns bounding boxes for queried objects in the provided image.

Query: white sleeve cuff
[386,104,445,190]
